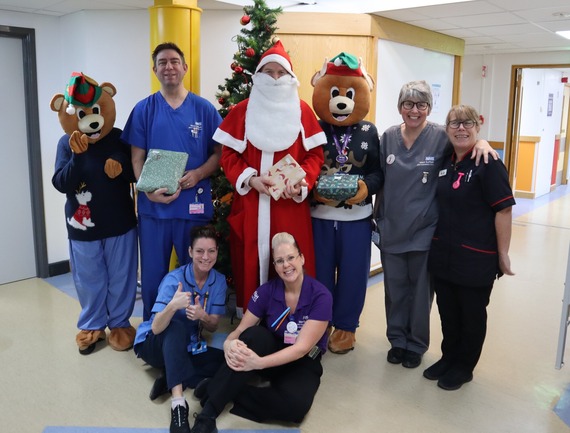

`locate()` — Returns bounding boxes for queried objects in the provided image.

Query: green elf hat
[327,52,362,76]
[65,72,102,115]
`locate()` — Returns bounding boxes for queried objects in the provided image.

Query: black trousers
[206,326,323,423]
[135,320,224,390]
[434,276,493,372]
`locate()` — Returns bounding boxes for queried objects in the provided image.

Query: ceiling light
[553,12,570,18]
[556,31,570,40]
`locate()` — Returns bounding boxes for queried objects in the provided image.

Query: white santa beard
[245,73,301,153]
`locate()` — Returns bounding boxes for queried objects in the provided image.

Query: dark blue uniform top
[428,152,515,287]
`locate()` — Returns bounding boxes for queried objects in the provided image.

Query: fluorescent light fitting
[556,30,570,40]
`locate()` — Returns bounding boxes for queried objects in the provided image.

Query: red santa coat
[216,99,325,309]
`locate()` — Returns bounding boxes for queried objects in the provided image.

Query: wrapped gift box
[316,174,360,201]
[266,154,306,201]
[136,149,188,195]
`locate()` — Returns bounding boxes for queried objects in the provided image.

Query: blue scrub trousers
[70,228,138,330]
[134,320,224,390]
[312,217,372,332]
[139,216,202,320]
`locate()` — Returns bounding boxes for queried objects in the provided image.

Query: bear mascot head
[311,52,375,205]
[50,72,121,178]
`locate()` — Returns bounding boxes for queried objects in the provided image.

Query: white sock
[171,396,186,410]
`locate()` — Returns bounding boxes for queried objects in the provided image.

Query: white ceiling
[1,0,569,55]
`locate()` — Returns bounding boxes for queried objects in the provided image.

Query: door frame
[506,63,570,191]
[0,25,48,278]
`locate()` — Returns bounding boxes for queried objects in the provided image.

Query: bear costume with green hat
[51,72,139,355]
[310,53,383,354]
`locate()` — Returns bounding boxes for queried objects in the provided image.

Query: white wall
[520,69,564,197]
[0,8,242,266]
[461,52,570,143]
[376,39,455,134]
[462,53,569,197]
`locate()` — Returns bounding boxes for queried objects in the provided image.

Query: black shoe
[149,374,168,401]
[437,367,473,391]
[193,378,210,401]
[170,401,191,433]
[387,347,405,364]
[190,413,217,433]
[402,350,422,368]
[423,359,452,380]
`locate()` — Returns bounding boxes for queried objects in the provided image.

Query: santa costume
[214,41,325,313]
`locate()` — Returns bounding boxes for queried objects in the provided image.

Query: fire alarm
[562,77,569,83]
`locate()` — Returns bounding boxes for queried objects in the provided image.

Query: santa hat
[255,40,297,79]
[65,72,102,115]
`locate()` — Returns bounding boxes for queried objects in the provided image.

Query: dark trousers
[434,276,493,372]
[206,326,323,423]
[135,320,224,390]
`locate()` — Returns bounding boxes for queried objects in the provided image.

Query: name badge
[189,203,205,214]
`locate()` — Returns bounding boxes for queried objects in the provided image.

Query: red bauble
[230,62,238,70]
[245,47,255,58]
[240,15,250,25]
[234,66,244,74]
[218,97,225,105]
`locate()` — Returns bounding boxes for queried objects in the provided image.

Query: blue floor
[43,428,298,433]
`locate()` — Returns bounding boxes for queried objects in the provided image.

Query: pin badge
[386,154,395,165]
[422,172,429,184]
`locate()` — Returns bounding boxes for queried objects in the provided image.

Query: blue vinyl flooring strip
[44,427,299,433]
[554,384,570,427]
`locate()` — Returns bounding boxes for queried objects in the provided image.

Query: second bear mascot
[52,72,138,355]
[310,53,383,353]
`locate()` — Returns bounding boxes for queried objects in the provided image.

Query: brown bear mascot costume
[311,53,383,353]
[51,72,138,355]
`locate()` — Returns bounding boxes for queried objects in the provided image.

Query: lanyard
[330,125,351,165]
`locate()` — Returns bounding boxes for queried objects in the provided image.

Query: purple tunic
[247,275,333,354]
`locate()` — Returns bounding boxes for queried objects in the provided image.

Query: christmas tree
[211,0,282,293]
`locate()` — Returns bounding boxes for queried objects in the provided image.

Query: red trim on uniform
[491,196,514,207]
[461,244,496,254]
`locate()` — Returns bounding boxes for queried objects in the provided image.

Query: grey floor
[2,186,570,433]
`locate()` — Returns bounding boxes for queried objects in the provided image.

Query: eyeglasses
[447,120,476,129]
[401,101,429,111]
[273,254,300,267]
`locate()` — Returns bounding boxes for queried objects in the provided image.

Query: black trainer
[193,378,211,401]
[170,401,191,433]
[190,413,218,433]
[423,359,452,380]
[437,367,473,391]
[149,374,168,401]
[387,347,405,364]
[402,350,422,368]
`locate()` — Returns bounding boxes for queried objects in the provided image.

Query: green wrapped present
[136,149,188,195]
[316,174,360,201]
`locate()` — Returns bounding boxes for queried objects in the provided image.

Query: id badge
[189,203,204,214]
[284,321,299,344]
[189,187,205,215]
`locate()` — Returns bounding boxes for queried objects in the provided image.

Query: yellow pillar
[149,0,202,94]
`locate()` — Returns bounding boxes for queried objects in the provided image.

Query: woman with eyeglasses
[376,80,498,370]
[425,105,515,390]
[189,232,332,433]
